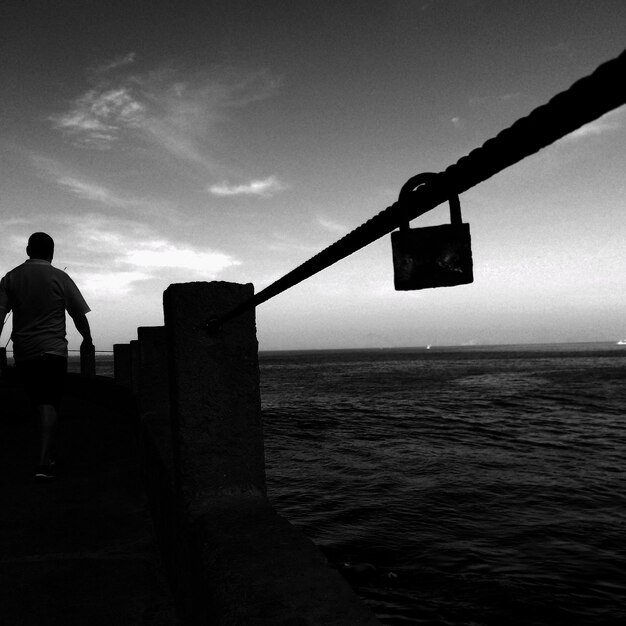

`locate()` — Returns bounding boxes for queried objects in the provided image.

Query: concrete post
[137,326,168,416]
[80,344,96,377]
[130,340,141,396]
[161,282,380,625]
[137,326,172,473]
[113,344,132,387]
[163,281,266,515]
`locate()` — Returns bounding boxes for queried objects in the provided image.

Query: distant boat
[617,339,626,345]
[426,344,431,350]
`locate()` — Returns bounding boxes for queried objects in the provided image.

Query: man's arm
[0,308,7,343]
[72,313,93,349]
[0,275,9,342]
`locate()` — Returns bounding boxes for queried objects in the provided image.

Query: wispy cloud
[94,52,137,75]
[209,176,287,197]
[57,176,147,209]
[266,232,320,254]
[469,93,521,107]
[51,88,146,148]
[32,155,152,211]
[49,60,281,174]
[564,106,624,141]
[317,217,349,234]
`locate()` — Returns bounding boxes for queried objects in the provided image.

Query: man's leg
[37,403,58,466]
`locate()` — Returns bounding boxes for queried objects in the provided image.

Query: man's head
[27,232,54,262]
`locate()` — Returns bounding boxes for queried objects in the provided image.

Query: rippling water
[260,344,626,625]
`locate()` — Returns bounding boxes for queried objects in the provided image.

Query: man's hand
[79,336,95,377]
[80,338,94,353]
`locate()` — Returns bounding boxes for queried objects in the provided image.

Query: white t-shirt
[0,259,90,361]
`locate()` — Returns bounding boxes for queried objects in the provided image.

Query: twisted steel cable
[207,49,626,330]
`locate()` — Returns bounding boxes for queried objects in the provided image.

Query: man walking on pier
[0,232,93,480]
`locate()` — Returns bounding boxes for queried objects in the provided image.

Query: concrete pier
[114,343,132,387]
[0,370,178,625]
[131,339,141,396]
[136,326,174,476]
[0,281,380,624]
[162,281,380,624]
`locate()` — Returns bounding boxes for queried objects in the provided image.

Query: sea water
[88,344,626,625]
[259,344,626,625]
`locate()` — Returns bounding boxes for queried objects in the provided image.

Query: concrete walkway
[0,370,179,625]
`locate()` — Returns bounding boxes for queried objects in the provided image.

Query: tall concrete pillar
[161,282,380,625]
[137,326,172,473]
[137,326,168,416]
[113,344,132,387]
[163,281,266,516]
[130,339,141,396]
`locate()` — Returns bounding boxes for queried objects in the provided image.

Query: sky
[1,0,625,351]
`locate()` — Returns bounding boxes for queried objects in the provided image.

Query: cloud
[1,212,240,301]
[469,93,521,107]
[94,52,137,75]
[32,157,153,211]
[216,69,282,108]
[49,63,281,172]
[140,115,215,169]
[123,241,238,274]
[72,269,152,299]
[56,176,147,209]
[266,233,320,254]
[318,217,349,234]
[0,217,32,228]
[52,215,241,299]
[564,107,624,141]
[209,176,287,197]
[51,87,146,148]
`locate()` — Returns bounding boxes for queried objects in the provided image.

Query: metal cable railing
[2,349,114,354]
[206,48,626,331]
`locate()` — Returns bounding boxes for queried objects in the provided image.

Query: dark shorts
[16,354,67,411]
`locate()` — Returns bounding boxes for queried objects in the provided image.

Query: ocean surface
[259,344,626,625]
[85,343,626,625]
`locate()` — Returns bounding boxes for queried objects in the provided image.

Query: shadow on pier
[0,369,178,625]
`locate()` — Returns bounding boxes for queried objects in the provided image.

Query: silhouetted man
[0,232,93,480]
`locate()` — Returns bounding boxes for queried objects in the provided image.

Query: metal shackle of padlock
[391,172,473,291]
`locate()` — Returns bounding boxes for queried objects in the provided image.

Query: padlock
[391,174,473,291]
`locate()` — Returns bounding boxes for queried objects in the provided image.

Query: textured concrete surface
[160,281,380,625]
[137,326,174,480]
[0,370,179,626]
[113,343,132,388]
[163,281,266,512]
[190,498,382,625]
[0,280,382,625]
